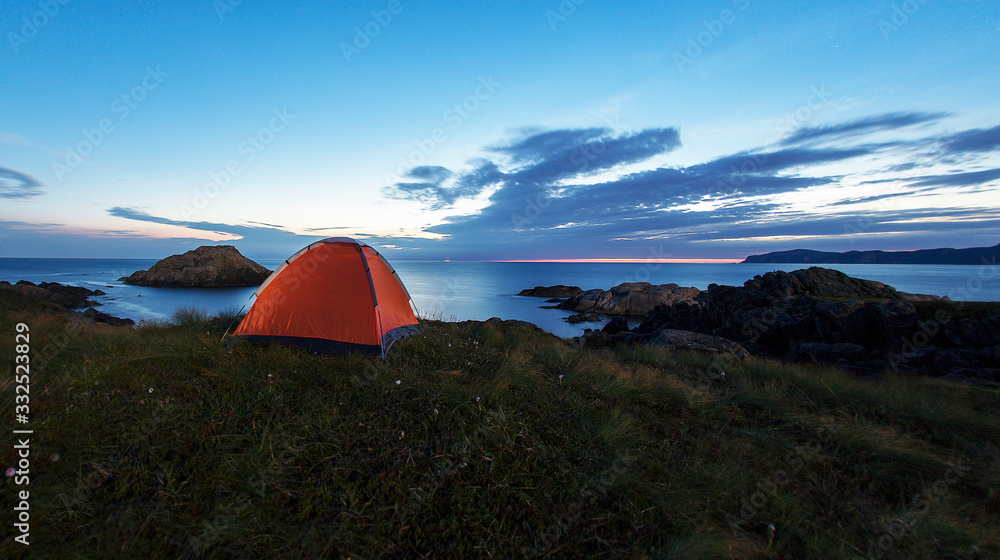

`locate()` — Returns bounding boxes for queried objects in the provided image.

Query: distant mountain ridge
[742,243,1000,265]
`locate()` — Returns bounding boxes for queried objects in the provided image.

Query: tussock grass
[171,306,210,328]
[1,297,998,559]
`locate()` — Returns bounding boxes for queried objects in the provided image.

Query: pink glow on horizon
[491,258,744,264]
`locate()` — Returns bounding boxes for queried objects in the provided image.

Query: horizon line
[490,258,745,264]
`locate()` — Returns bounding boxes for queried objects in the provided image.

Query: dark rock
[793,342,869,364]
[558,282,700,316]
[577,324,750,361]
[453,317,545,333]
[545,297,566,303]
[625,266,1000,378]
[585,314,600,322]
[0,280,101,309]
[566,314,583,324]
[640,329,751,361]
[518,285,583,297]
[120,245,271,287]
[82,307,135,327]
[899,292,948,302]
[602,317,630,335]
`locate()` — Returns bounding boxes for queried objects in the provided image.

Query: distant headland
[742,242,1000,265]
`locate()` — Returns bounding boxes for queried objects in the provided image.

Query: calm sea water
[1,258,998,338]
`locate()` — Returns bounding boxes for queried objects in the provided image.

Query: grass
[1,291,998,559]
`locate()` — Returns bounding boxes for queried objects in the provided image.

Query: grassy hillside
[1,291,998,559]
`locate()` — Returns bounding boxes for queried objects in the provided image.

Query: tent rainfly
[233,237,419,358]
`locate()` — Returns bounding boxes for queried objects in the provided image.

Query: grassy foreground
[1,291,999,559]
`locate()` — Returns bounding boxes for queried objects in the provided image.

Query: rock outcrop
[0,281,134,326]
[0,280,104,308]
[628,266,999,381]
[82,307,136,327]
[518,285,583,298]
[579,327,751,361]
[557,282,700,316]
[120,245,271,287]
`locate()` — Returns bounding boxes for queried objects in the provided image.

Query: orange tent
[234,238,419,357]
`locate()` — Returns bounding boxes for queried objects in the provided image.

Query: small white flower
[267,374,273,378]
[395,380,401,385]
[475,396,480,402]
[558,375,564,380]
[148,388,154,393]
[434,409,439,415]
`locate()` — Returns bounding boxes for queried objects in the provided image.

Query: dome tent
[234,238,419,358]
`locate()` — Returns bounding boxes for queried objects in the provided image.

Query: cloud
[107,207,323,249]
[378,112,1000,259]
[0,133,32,146]
[385,164,498,210]
[780,111,947,146]
[689,147,872,177]
[907,168,1000,188]
[942,124,1000,154]
[0,167,43,199]
[385,128,682,210]
[104,207,431,258]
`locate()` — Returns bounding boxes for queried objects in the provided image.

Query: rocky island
[120,245,271,287]
[743,242,1000,265]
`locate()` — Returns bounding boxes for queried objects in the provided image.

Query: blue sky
[2,0,999,261]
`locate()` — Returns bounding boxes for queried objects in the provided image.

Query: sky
[2,0,999,261]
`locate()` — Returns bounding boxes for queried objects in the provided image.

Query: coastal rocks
[120,245,271,287]
[0,280,104,309]
[518,285,583,298]
[602,317,630,335]
[82,307,136,327]
[0,280,134,326]
[631,266,999,381]
[557,282,700,316]
[454,316,548,333]
[899,292,949,302]
[566,313,601,324]
[580,324,751,361]
[737,267,901,301]
[640,329,751,360]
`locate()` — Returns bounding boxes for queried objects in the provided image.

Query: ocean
[2,258,998,338]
